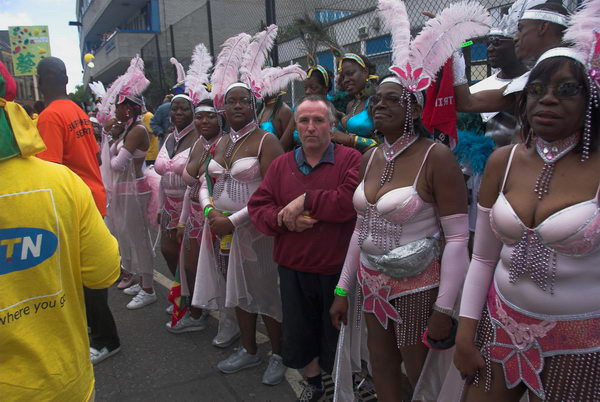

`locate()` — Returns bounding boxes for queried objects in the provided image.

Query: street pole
[32,74,40,101]
[206,0,215,58]
[265,0,278,66]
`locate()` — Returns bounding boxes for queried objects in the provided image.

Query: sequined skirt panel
[473,284,600,401]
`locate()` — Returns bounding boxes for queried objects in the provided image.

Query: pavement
[92,254,300,402]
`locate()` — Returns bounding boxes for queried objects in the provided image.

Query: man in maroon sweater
[248,95,360,401]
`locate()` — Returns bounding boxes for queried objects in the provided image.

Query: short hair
[295,95,336,122]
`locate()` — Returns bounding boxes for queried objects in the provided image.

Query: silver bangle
[432,304,456,317]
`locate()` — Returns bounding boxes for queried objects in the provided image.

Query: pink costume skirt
[357,259,440,347]
[161,195,184,231]
[473,284,600,401]
[183,201,204,250]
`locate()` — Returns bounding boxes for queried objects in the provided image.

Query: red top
[37,100,106,216]
[248,145,360,275]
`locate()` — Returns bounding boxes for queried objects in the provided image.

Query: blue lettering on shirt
[0,228,58,275]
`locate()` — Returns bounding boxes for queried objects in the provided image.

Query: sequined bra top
[354,143,439,256]
[154,137,191,197]
[490,145,600,316]
[207,132,268,213]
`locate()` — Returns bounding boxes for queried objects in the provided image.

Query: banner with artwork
[8,26,51,77]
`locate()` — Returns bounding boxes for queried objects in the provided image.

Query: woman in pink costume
[105,57,157,309]
[153,94,199,279]
[455,7,600,398]
[330,1,489,400]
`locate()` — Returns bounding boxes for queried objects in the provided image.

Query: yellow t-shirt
[142,112,159,161]
[0,156,120,402]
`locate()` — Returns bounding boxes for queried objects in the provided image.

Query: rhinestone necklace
[224,121,258,159]
[380,133,419,186]
[534,132,580,199]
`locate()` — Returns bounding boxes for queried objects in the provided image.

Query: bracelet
[352,134,358,148]
[204,205,214,217]
[176,224,186,229]
[334,286,348,297]
[432,304,455,317]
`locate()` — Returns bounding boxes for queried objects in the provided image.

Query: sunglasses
[525,82,584,99]
[486,36,512,47]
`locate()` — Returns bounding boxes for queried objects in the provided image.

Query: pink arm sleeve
[179,186,192,226]
[435,213,470,311]
[336,214,363,291]
[199,177,212,210]
[459,205,503,320]
[110,147,133,171]
[228,207,249,228]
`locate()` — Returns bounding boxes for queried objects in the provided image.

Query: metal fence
[139,0,578,109]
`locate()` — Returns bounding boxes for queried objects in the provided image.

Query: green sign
[8,26,51,77]
[461,40,474,48]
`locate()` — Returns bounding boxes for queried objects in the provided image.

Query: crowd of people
[1,0,599,401]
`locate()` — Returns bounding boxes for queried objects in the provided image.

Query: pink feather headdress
[378,0,491,93]
[211,32,252,110]
[116,56,150,106]
[170,57,186,89]
[563,0,600,90]
[239,25,307,99]
[184,43,213,105]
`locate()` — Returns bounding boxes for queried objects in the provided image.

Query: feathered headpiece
[170,57,186,94]
[116,56,150,107]
[88,81,106,102]
[238,25,306,100]
[489,0,545,38]
[211,32,252,110]
[379,0,491,94]
[541,0,600,161]
[184,43,213,108]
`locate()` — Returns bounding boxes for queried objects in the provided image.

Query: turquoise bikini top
[343,98,373,138]
[259,120,276,135]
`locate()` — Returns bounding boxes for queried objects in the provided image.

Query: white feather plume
[258,64,306,98]
[410,1,491,80]
[377,0,410,68]
[88,81,106,100]
[185,43,213,104]
[564,0,600,61]
[493,0,545,38]
[239,24,278,86]
[170,57,186,84]
[211,32,252,108]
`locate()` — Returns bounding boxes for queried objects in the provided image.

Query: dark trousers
[84,287,120,351]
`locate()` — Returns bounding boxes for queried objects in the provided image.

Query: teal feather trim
[453,130,495,174]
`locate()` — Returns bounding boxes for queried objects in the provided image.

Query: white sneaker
[123,283,141,296]
[166,312,208,334]
[90,346,121,365]
[165,304,174,315]
[126,289,157,309]
[262,353,286,385]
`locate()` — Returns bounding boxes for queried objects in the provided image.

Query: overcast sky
[0,0,83,92]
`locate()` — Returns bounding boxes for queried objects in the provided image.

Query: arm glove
[452,51,468,87]
[435,213,470,312]
[459,205,503,320]
[336,214,363,292]
[110,147,133,172]
[178,186,192,226]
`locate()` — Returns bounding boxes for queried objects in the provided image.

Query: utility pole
[265,0,278,66]
[207,0,215,58]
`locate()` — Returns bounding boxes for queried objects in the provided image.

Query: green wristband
[204,206,214,217]
[334,286,348,297]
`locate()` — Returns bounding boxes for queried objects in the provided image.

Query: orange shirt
[37,100,107,216]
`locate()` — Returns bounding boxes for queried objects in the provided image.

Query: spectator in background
[36,56,122,365]
[248,96,361,400]
[0,60,120,402]
[150,94,173,145]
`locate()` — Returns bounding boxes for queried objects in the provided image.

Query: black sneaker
[297,382,325,402]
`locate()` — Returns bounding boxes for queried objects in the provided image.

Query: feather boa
[211,32,252,109]
[453,130,495,174]
[377,0,410,68]
[410,1,491,80]
[240,24,278,87]
[185,43,213,104]
[170,57,186,86]
[258,65,306,98]
[564,0,600,65]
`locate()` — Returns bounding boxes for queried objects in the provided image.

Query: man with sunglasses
[454,2,569,114]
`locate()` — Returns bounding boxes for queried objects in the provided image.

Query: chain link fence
[138,0,579,108]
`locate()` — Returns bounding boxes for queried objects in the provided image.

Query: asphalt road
[92,253,299,402]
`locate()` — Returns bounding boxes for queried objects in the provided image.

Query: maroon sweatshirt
[248,145,361,275]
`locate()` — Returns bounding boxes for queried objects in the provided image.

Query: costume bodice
[343,98,374,138]
[491,145,600,316]
[354,143,439,256]
[154,138,191,197]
